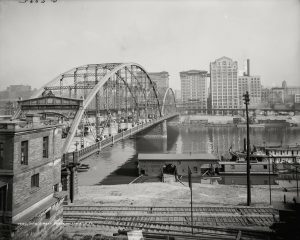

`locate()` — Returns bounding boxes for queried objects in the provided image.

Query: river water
[78,124,300,186]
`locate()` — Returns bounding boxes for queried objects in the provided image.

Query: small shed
[138,153,219,177]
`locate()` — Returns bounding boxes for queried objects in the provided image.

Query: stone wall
[13,159,61,218]
[10,126,62,218]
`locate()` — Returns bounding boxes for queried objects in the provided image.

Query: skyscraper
[148,71,169,90]
[238,76,262,107]
[180,70,208,109]
[238,59,262,107]
[210,57,239,113]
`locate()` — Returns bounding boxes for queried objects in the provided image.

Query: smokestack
[247,59,250,76]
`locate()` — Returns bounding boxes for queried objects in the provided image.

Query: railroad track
[64,214,275,227]
[64,217,271,240]
[64,205,278,216]
[63,205,277,239]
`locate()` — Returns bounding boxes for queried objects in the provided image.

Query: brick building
[0,114,66,239]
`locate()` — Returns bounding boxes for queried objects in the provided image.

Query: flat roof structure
[138,153,219,162]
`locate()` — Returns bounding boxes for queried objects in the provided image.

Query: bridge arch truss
[25,63,176,153]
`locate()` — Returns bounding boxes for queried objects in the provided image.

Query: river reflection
[78,125,300,186]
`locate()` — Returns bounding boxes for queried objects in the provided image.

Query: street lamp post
[243,91,251,206]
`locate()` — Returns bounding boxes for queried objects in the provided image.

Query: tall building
[270,87,285,104]
[174,90,181,101]
[261,88,272,106]
[238,76,261,107]
[148,71,169,90]
[282,81,300,104]
[237,59,261,107]
[180,70,208,109]
[0,85,36,115]
[210,57,239,112]
[269,81,300,105]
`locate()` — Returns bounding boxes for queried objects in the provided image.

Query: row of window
[21,136,49,165]
[230,165,268,169]
[212,105,239,108]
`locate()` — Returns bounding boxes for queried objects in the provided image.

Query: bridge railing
[63,113,178,165]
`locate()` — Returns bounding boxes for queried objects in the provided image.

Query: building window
[264,165,267,169]
[21,141,28,165]
[0,185,7,211]
[193,167,198,173]
[31,173,39,188]
[45,210,51,219]
[43,136,49,158]
[0,142,4,168]
[53,184,59,192]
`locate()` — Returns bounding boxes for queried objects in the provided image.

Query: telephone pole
[243,91,251,206]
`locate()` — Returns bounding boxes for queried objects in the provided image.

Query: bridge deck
[63,113,178,166]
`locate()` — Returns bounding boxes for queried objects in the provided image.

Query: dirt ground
[74,181,297,207]
[64,182,298,239]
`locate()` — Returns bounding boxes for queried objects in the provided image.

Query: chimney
[247,59,250,76]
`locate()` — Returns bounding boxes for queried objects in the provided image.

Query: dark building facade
[0,115,66,239]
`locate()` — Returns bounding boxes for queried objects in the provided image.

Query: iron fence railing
[63,113,178,166]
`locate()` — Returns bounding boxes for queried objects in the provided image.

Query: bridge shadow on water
[98,153,139,185]
[97,125,180,185]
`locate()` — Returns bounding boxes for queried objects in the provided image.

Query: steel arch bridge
[14,63,177,154]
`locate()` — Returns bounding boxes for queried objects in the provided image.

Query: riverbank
[179,114,300,124]
[74,182,297,207]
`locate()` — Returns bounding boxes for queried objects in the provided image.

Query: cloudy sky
[0,0,299,91]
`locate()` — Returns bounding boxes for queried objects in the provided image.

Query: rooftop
[0,118,63,132]
[138,153,219,161]
[180,70,207,75]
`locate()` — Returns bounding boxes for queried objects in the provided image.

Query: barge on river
[256,145,300,165]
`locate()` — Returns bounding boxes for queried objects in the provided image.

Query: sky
[0,0,300,91]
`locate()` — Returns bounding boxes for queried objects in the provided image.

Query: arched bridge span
[14,63,178,154]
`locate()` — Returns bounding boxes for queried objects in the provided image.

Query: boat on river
[77,163,90,172]
[217,150,276,174]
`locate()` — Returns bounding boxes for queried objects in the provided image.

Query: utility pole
[295,164,299,197]
[243,91,251,206]
[188,166,193,235]
[268,157,272,205]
